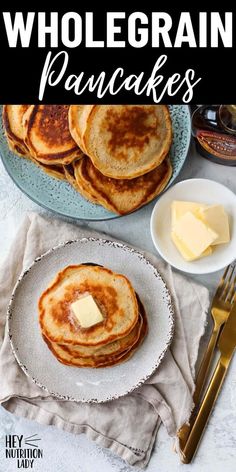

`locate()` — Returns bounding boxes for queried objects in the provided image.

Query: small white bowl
[150,179,236,274]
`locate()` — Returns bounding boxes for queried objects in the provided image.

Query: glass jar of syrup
[192,105,236,166]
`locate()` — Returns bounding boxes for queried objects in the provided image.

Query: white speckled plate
[0,105,191,220]
[7,238,174,403]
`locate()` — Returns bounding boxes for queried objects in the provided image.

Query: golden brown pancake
[63,164,78,189]
[69,105,95,155]
[54,313,143,358]
[6,136,29,158]
[63,162,98,202]
[35,162,66,180]
[3,105,30,157]
[39,265,139,347]
[23,105,83,165]
[43,297,148,368]
[81,105,172,179]
[5,138,64,181]
[73,155,172,215]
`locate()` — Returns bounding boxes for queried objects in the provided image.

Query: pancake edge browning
[64,163,99,203]
[36,162,66,181]
[3,105,30,156]
[73,155,172,215]
[49,313,143,359]
[69,105,95,155]
[6,135,30,158]
[23,105,83,165]
[42,296,148,368]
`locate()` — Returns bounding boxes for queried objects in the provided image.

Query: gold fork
[178,263,236,450]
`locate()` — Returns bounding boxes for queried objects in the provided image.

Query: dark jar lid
[192,105,236,166]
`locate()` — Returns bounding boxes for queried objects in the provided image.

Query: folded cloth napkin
[0,213,209,468]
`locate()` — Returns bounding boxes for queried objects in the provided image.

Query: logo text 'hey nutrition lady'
[5,434,43,469]
[1,11,234,102]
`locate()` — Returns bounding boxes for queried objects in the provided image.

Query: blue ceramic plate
[0,105,191,221]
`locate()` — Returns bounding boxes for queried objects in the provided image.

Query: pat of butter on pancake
[71,295,103,328]
[173,211,218,258]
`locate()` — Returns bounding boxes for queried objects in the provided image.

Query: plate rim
[0,105,191,222]
[150,178,236,275]
[7,237,175,403]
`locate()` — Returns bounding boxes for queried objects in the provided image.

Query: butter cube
[173,211,218,257]
[171,232,212,261]
[171,201,206,227]
[200,205,230,245]
[71,295,103,328]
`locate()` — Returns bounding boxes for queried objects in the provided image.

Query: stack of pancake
[3,104,173,215]
[39,265,148,368]
[3,104,82,180]
[69,105,172,214]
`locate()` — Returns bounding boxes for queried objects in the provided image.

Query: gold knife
[181,301,236,463]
